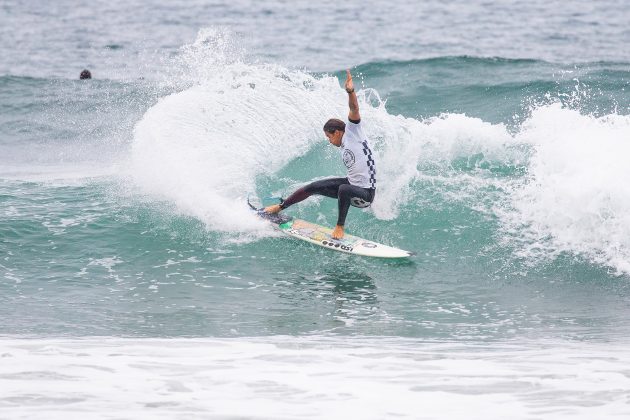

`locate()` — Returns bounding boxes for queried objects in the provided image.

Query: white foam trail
[2,336,629,420]
[131,66,345,234]
[501,104,630,274]
[129,31,349,236]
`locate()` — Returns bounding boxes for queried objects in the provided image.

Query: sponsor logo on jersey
[342,149,355,168]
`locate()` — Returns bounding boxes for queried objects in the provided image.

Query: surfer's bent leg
[337,184,375,226]
[280,178,348,209]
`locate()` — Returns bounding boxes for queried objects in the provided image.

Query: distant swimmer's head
[79,69,92,80]
[323,118,345,147]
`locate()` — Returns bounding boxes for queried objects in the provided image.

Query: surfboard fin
[247,196,259,211]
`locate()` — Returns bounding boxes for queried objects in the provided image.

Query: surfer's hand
[332,225,344,239]
[345,70,354,93]
[264,204,282,214]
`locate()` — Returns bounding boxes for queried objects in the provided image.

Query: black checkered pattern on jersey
[361,141,376,189]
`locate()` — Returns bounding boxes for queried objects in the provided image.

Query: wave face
[129,36,630,276]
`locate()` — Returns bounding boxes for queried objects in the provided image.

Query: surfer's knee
[337,183,352,198]
[338,184,358,206]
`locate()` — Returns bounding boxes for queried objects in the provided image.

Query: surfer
[264,69,376,239]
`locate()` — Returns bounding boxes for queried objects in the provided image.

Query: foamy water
[504,104,630,274]
[130,37,345,234]
[2,336,629,419]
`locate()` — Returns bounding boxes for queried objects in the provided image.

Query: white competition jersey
[340,119,376,189]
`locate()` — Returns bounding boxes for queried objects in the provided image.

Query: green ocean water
[2,57,630,341]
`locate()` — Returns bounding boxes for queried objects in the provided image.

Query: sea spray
[131,68,343,233]
[500,103,630,274]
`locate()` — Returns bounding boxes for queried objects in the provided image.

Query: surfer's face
[324,130,343,147]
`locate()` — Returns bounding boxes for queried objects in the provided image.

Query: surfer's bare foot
[332,225,344,239]
[264,204,281,214]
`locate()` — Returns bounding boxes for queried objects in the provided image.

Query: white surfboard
[249,200,413,258]
[278,218,413,258]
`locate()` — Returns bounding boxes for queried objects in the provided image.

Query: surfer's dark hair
[323,118,346,133]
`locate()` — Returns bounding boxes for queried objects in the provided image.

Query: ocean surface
[1,0,630,418]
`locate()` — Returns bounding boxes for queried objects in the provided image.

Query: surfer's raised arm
[345,70,360,122]
[263,68,376,241]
